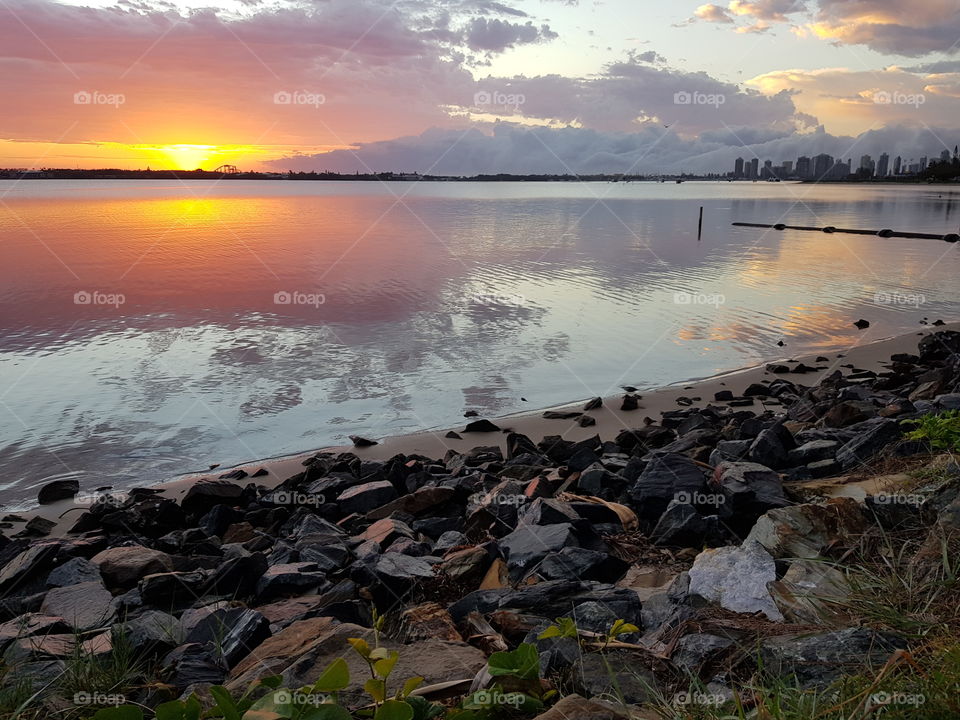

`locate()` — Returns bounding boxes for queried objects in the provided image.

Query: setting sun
[159,144,216,170]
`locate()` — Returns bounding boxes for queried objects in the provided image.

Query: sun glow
[160,145,217,170]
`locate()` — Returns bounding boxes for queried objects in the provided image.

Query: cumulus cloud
[694,4,735,23]
[463,17,557,52]
[748,65,960,135]
[687,0,960,57]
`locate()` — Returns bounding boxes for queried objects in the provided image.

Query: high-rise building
[796,156,811,179]
[761,159,773,179]
[919,156,927,170]
[877,153,889,178]
[734,157,744,178]
[813,153,833,179]
[894,156,902,174]
[782,160,793,175]
[941,149,951,163]
[749,157,759,179]
[859,155,874,175]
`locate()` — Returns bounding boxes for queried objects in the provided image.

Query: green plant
[902,411,960,452]
[449,643,548,720]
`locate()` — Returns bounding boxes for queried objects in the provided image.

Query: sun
[159,144,217,170]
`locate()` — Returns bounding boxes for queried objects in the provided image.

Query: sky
[2,0,960,173]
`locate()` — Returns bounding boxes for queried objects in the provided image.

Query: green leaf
[210,686,243,720]
[348,638,372,659]
[92,708,144,720]
[184,695,203,720]
[369,647,389,661]
[258,676,284,690]
[373,700,414,720]
[365,678,387,703]
[487,642,540,680]
[399,676,424,699]
[373,650,400,680]
[537,626,561,640]
[313,658,351,693]
[156,701,187,720]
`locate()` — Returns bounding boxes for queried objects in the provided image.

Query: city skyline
[729,146,959,181]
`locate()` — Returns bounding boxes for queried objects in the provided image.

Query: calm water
[1,180,959,509]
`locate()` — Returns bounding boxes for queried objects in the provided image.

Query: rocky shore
[3,330,960,719]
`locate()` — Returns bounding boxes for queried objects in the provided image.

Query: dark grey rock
[185,608,271,668]
[46,557,101,588]
[37,479,79,505]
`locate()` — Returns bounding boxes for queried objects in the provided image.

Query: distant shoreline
[2,170,956,185]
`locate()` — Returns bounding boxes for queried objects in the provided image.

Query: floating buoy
[877,229,894,238]
[773,223,786,230]
[943,233,959,243]
[822,226,836,233]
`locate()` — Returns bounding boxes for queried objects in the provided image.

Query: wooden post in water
[697,206,703,240]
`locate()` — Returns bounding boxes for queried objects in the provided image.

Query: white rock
[688,540,783,621]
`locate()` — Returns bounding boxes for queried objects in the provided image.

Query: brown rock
[440,546,491,582]
[228,619,484,708]
[532,694,632,720]
[401,602,462,642]
[222,522,256,544]
[255,596,330,630]
[91,545,174,588]
[366,487,456,521]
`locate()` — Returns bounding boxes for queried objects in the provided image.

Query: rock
[853,319,870,330]
[918,331,960,363]
[746,498,868,560]
[186,608,271,668]
[787,439,839,465]
[464,419,500,433]
[573,650,656,704]
[835,419,902,470]
[46,557,101,587]
[163,643,228,690]
[337,480,397,516]
[823,401,875,428]
[256,563,328,600]
[349,435,378,447]
[537,547,628,583]
[228,618,485,708]
[688,541,783,621]
[672,633,734,672]
[373,554,435,606]
[139,571,208,607]
[584,397,603,411]
[40,581,115,631]
[91,545,174,589]
[366,486,455,520]
[530,695,629,720]
[181,480,245,515]
[577,415,597,427]
[37,479,79,504]
[115,610,182,655]
[0,614,70,648]
[714,390,734,401]
[743,383,770,397]
[769,560,850,625]
[519,498,579,526]
[621,394,640,411]
[759,628,906,689]
[401,602,462,642]
[628,453,706,528]
[714,461,788,528]
[650,501,724,548]
[543,410,582,420]
[445,431,462,439]
[748,425,792,469]
[204,553,268,599]
[498,523,577,580]
[19,517,55,537]
[440,546,491,582]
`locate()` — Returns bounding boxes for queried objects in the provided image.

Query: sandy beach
[17,319,957,537]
